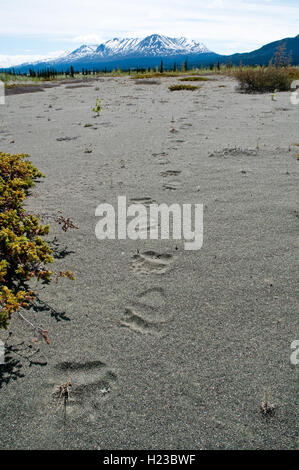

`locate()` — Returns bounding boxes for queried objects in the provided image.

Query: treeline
[4,66,101,79]
[1,57,222,78]
[1,61,225,78]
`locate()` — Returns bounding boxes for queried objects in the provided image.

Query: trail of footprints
[123,119,189,335]
[123,252,175,334]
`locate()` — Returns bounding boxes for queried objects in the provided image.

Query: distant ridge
[225,34,299,66]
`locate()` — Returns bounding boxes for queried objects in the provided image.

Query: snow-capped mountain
[91,34,210,58]
[5,34,216,71]
[68,44,99,59]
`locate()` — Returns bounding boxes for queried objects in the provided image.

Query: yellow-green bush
[178,76,209,82]
[0,152,73,329]
[287,67,299,80]
[234,66,292,93]
[168,84,199,91]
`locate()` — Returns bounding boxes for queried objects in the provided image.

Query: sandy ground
[0,75,298,450]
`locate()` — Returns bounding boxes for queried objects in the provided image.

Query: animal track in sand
[136,286,166,307]
[179,123,193,129]
[163,180,182,190]
[131,251,174,274]
[152,152,171,165]
[121,287,168,335]
[157,158,171,165]
[152,152,168,158]
[47,360,118,418]
[121,307,158,335]
[160,170,182,177]
[56,136,79,142]
[128,198,159,233]
[130,197,156,206]
[127,207,159,234]
[208,147,258,158]
[97,121,113,127]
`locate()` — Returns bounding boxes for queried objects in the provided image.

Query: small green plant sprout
[271,89,278,101]
[84,123,93,128]
[120,159,126,169]
[260,391,275,416]
[92,97,102,116]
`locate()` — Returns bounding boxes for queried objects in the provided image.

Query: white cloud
[0,51,66,68]
[71,34,104,44]
[0,0,297,56]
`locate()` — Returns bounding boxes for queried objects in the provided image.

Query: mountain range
[3,33,299,72]
[71,35,210,59]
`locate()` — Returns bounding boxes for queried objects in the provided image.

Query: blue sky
[0,0,298,66]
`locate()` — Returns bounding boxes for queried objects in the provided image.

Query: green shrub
[234,66,292,93]
[0,152,74,330]
[178,76,209,82]
[133,72,180,79]
[169,84,199,91]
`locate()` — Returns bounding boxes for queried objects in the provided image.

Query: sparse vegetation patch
[168,84,199,91]
[178,76,209,81]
